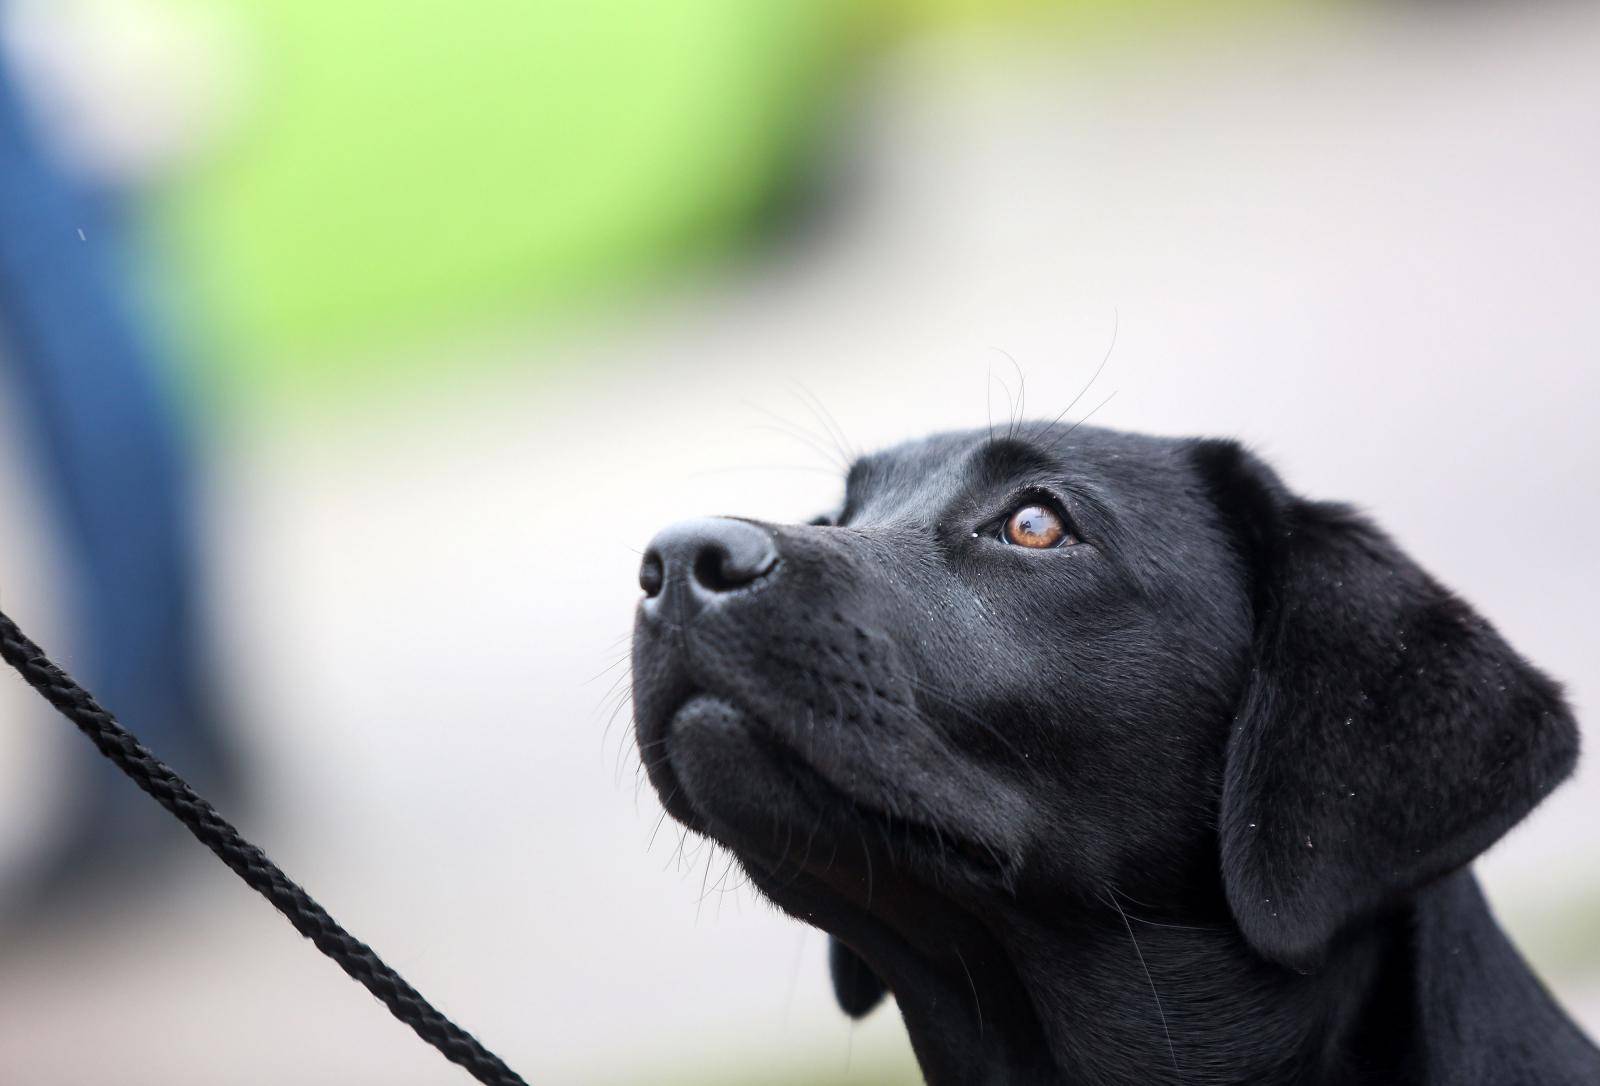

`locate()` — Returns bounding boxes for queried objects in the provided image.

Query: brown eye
[1003,504,1073,549]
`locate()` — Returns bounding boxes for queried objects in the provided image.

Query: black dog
[631,423,1599,1085]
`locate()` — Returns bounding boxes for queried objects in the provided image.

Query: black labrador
[630,423,1599,1085]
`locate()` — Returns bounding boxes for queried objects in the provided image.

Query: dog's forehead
[843,424,1185,521]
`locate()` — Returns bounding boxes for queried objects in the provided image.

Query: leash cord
[0,608,529,1085]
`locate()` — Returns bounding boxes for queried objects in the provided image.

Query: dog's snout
[640,517,778,621]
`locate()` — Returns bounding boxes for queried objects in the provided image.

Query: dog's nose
[639,517,778,622]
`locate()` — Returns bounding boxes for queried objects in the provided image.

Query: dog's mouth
[659,691,1010,891]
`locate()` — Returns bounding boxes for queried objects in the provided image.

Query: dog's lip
[666,690,1008,879]
[668,691,739,731]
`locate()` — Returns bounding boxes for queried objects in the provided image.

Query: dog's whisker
[686,463,842,479]
[607,697,640,785]
[855,826,875,912]
[989,348,1027,442]
[597,666,633,711]
[695,849,711,916]
[795,812,825,878]
[744,405,851,472]
[986,361,997,447]
[585,652,633,685]
[1040,388,1119,459]
[599,680,635,755]
[788,382,856,465]
[1105,886,1184,1085]
[953,946,985,1043]
[670,825,691,874]
[1034,307,1119,441]
[746,420,849,473]
[994,363,1018,445]
[647,791,678,851]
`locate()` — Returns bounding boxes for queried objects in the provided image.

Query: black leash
[0,607,529,1086]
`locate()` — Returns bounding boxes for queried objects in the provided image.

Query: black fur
[631,424,1596,1085]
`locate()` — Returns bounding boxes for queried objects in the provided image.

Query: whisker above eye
[787,382,857,465]
[1033,308,1119,444]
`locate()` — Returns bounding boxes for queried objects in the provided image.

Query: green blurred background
[144,0,1263,403]
[154,0,864,398]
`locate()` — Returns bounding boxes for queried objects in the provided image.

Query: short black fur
[632,424,1596,1085]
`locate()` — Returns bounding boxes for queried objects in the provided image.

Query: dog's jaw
[661,687,1019,911]
[632,578,1032,914]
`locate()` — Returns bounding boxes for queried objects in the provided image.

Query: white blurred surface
[1,3,1598,1081]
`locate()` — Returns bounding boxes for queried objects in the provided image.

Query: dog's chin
[661,694,1010,910]
[664,694,817,861]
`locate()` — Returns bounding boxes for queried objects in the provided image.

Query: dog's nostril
[691,538,775,592]
[692,547,729,592]
[693,546,747,592]
[639,551,665,597]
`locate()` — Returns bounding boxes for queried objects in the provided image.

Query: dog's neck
[874,902,1403,1086]
[864,871,1595,1086]
[994,908,1403,1086]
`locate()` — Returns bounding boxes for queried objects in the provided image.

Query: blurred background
[0,0,1596,1082]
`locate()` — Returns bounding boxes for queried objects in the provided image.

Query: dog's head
[631,424,1577,1015]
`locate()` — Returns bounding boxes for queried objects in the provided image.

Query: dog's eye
[1002,504,1075,549]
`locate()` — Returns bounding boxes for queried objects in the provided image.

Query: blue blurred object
[0,56,237,907]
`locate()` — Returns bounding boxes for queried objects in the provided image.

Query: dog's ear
[1191,439,1579,973]
[829,936,887,1018]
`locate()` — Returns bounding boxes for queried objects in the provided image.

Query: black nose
[639,517,778,623]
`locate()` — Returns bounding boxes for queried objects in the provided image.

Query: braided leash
[0,607,529,1085]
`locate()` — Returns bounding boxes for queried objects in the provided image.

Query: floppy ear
[829,936,888,1018]
[1192,440,1580,972]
